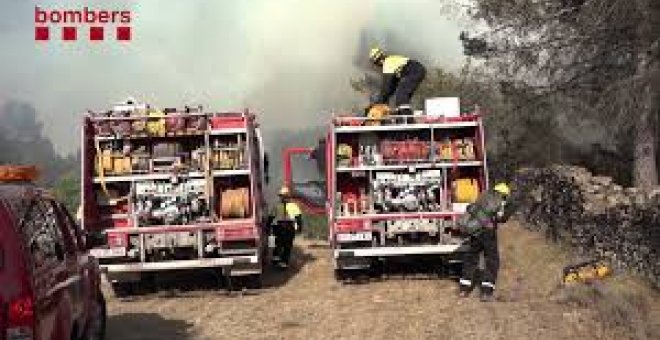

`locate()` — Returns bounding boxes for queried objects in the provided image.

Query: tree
[459,0,660,188]
[0,100,79,187]
[52,172,80,214]
[351,64,480,110]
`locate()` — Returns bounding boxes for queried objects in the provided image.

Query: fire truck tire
[369,259,384,279]
[245,274,263,289]
[334,269,348,282]
[110,281,134,298]
[140,272,158,293]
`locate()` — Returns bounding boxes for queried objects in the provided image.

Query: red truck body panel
[81,105,267,282]
[282,112,490,276]
[325,113,490,273]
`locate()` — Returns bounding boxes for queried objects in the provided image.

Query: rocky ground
[105,222,660,340]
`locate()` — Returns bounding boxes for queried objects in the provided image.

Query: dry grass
[502,221,660,340]
[497,221,570,301]
[556,276,660,340]
[104,221,660,340]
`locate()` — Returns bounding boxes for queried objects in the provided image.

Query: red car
[0,166,106,340]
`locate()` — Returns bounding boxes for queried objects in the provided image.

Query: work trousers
[274,221,296,264]
[460,228,500,289]
[394,60,426,111]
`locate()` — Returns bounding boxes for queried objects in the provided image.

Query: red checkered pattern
[34,26,131,41]
[89,27,104,41]
[116,26,131,41]
[62,26,76,41]
[35,27,49,41]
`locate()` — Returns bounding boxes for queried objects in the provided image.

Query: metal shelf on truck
[336,161,483,172]
[209,128,248,136]
[93,172,204,183]
[334,121,479,133]
[329,111,489,265]
[83,106,266,286]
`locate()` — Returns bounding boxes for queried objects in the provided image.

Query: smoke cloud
[0,0,463,157]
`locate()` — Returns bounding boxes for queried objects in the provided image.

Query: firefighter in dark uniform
[268,186,303,269]
[369,47,427,116]
[457,183,512,301]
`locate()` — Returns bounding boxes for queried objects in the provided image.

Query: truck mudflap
[334,244,468,258]
[101,255,259,273]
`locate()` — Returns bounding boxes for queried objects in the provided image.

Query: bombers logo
[34,6,132,42]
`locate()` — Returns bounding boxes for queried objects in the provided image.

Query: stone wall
[513,166,660,288]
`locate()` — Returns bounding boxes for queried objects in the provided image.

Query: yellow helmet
[279,186,291,196]
[369,47,385,63]
[493,183,511,196]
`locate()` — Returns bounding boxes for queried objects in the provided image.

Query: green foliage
[352,61,635,183]
[302,213,328,240]
[459,0,659,186]
[52,172,80,215]
[413,67,463,102]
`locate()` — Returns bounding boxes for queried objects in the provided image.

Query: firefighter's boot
[479,283,495,302]
[458,279,474,298]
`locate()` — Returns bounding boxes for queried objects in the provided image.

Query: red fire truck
[285,107,489,279]
[81,100,269,292]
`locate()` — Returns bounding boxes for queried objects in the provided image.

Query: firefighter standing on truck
[456,182,512,302]
[369,47,427,116]
[268,186,303,269]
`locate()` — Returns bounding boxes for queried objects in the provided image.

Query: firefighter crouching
[456,182,513,301]
[368,47,427,116]
[268,186,303,269]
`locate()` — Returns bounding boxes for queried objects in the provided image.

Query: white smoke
[0,0,463,155]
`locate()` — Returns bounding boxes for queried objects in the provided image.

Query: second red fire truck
[285,101,490,279]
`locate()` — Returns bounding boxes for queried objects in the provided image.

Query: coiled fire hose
[94,139,129,201]
[219,188,250,218]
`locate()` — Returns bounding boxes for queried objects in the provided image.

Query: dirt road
[106,223,659,340]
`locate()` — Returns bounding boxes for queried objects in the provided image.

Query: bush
[302,214,328,240]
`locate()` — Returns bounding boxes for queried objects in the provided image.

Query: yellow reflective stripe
[382,55,409,75]
[273,202,302,223]
[285,202,302,219]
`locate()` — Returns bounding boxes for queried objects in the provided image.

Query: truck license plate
[336,232,372,242]
[90,247,126,258]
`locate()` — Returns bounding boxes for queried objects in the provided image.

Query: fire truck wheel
[245,274,263,289]
[334,269,343,281]
[140,273,158,293]
[110,282,134,298]
[334,269,353,282]
[369,260,384,279]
